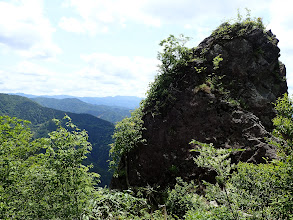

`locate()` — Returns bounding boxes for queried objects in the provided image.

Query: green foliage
[185,206,235,220]
[190,133,293,219]
[193,83,211,94]
[272,93,293,157]
[229,161,293,219]
[198,53,230,100]
[190,141,244,219]
[166,177,203,219]
[0,115,98,219]
[89,188,150,219]
[270,93,293,217]
[194,66,206,74]
[109,105,146,178]
[212,54,223,70]
[144,34,192,115]
[226,97,240,107]
[212,9,265,40]
[157,34,192,75]
[204,71,238,106]
[190,141,241,181]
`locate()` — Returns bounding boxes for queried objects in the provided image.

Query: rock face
[111,25,287,189]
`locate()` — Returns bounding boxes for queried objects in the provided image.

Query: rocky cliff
[111,21,288,189]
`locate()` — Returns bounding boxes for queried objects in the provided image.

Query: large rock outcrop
[111,24,287,189]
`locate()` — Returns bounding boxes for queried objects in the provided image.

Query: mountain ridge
[31,96,131,123]
[9,93,142,109]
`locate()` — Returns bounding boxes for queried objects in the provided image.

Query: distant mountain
[10,93,143,109]
[31,97,131,123]
[10,93,39,98]
[78,96,142,109]
[0,93,114,186]
[40,95,75,99]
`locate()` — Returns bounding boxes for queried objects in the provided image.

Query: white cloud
[59,16,109,35]
[59,0,271,36]
[16,61,53,77]
[267,0,293,94]
[1,61,55,95]
[0,54,159,97]
[59,17,86,34]
[0,0,61,59]
[59,0,162,35]
[79,53,159,97]
[268,0,293,49]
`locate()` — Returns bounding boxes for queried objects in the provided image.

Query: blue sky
[0,0,292,97]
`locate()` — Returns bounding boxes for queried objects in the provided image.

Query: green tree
[190,141,243,219]
[165,177,204,219]
[272,93,293,158]
[0,115,98,219]
[90,188,150,219]
[144,34,192,115]
[157,34,191,75]
[109,106,146,188]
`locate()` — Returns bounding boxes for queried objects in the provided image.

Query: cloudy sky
[0,0,292,97]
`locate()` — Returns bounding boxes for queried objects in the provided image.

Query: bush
[89,188,150,219]
[229,161,293,219]
[0,116,98,219]
[166,177,199,219]
[212,9,265,40]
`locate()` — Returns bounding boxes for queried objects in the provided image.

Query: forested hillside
[0,93,114,186]
[31,97,131,123]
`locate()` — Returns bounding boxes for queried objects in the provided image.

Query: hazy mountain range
[31,97,132,124]
[11,93,143,109]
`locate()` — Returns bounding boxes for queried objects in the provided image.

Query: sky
[0,0,292,98]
